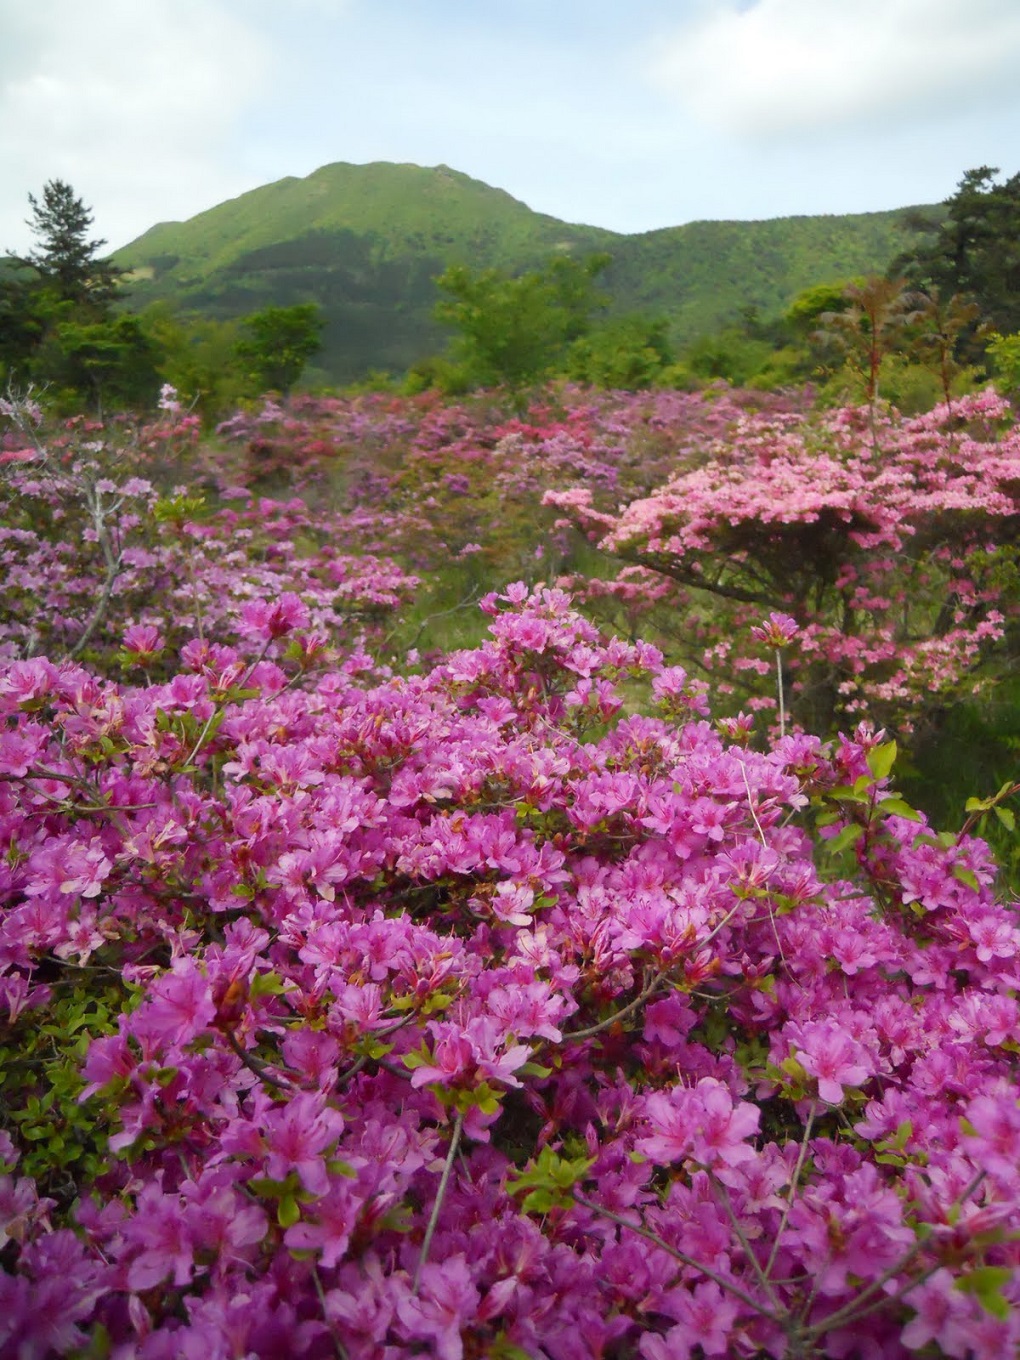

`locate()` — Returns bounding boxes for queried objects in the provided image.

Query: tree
[35,315,162,413]
[434,253,609,391]
[235,303,324,395]
[20,179,120,312]
[0,264,46,384]
[814,276,918,412]
[566,315,674,389]
[896,166,1020,338]
[138,303,247,422]
[1,181,132,403]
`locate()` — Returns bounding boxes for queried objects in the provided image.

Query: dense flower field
[2,387,1020,1359]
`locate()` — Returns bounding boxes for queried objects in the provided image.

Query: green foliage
[565,314,674,389]
[0,974,125,1200]
[897,166,1020,337]
[20,179,121,311]
[111,161,927,385]
[683,327,777,387]
[814,276,916,407]
[435,254,609,390]
[0,266,47,385]
[986,330,1020,394]
[137,303,247,421]
[903,676,1020,887]
[784,281,853,332]
[235,303,324,395]
[506,1145,596,1214]
[35,314,162,413]
[0,181,156,410]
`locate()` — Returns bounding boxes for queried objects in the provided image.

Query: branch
[561,968,666,1042]
[413,1109,464,1293]
[66,550,123,660]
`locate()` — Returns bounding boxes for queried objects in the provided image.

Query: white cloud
[651,0,1020,139]
[0,0,269,252]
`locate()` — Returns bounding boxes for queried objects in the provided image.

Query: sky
[3,0,1020,255]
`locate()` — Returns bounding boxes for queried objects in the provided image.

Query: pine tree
[21,180,120,312]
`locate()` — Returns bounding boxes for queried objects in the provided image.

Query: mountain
[114,161,930,383]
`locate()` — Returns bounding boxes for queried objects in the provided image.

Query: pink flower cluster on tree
[0,583,1019,1357]
[546,390,1020,735]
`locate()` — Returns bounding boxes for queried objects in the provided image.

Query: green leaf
[994,805,1016,832]
[825,823,864,856]
[401,1045,432,1071]
[866,741,897,781]
[519,1187,559,1214]
[248,1174,299,1199]
[277,1194,301,1228]
[518,1061,553,1079]
[326,1159,357,1178]
[507,1146,595,1214]
[878,797,921,821]
[954,1266,1013,1318]
[250,970,289,998]
[890,1120,913,1150]
[953,866,980,892]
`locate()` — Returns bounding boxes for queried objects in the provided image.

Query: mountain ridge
[114,160,933,382]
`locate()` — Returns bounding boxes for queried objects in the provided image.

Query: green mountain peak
[114,160,928,383]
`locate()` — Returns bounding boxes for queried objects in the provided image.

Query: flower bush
[0,393,419,676]
[0,578,1019,1358]
[547,389,1020,735]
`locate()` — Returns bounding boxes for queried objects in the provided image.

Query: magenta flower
[263,1092,345,1197]
[396,1254,480,1360]
[750,612,800,647]
[121,623,165,658]
[790,1019,873,1105]
[637,1080,758,1169]
[122,1184,196,1290]
[961,1093,1020,1182]
[240,592,310,641]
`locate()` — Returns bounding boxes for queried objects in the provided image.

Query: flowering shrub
[1,583,1019,1357]
[0,394,419,675]
[547,389,1020,735]
[209,384,805,581]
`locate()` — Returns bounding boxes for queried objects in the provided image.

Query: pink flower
[790,1019,872,1105]
[637,1080,758,1169]
[750,612,800,647]
[240,592,309,641]
[263,1092,345,1197]
[122,623,165,658]
[122,1185,196,1290]
[396,1254,480,1360]
[962,1093,1020,1182]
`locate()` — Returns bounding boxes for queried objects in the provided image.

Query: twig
[775,648,787,741]
[224,1028,298,1093]
[572,1193,783,1323]
[710,1172,783,1313]
[562,968,666,1042]
[799,1169,988,1341]
[66,550,124,660]
[312,1264,349,1360]
[765,1102,816,1281]
[413,1109,464,1293]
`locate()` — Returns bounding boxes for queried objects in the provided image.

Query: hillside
[115,161,930,383]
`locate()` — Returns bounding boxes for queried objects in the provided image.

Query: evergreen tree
[20,179,120,312]
[896,167,1020,337]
